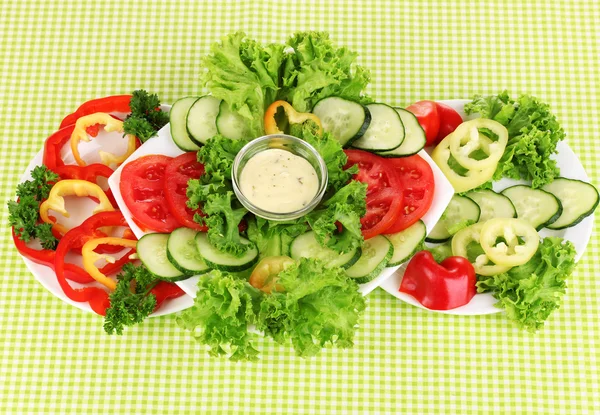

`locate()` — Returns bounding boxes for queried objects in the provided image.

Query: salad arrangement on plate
[8,31,598,361]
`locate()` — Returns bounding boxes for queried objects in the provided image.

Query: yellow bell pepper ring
[448,119,508,171]
[479,218,539,267]
[39,179,115,236]
[431,134,496,193]
[264,100,323,136]
[451,222,512,276]
[70,112,137,167]
[82,237,138,290]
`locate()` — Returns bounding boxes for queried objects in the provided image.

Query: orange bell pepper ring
[39,180,115,236]
[82,237,138,290]
[264,100,323,136]
[70,112,137,167]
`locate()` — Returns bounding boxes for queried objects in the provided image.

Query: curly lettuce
[477,237,577,332]
[464,91,565,188]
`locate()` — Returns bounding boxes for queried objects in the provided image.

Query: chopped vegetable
[477,237,577,331]
[400,250,476,310]
[264,100,323,135]
[60,94,133,129]
[81,237,138,290]
[201,191,250,258]
[464,91,565,188]
[279,31,371,112]
[248,256,295,293]
[246,216,309,259]
[8,165,60,250]
[479,218,539,267]
[406,100,440,146]
[122,89,170,142]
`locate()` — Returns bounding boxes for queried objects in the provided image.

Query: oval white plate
[379,99,596,315]
[15,115,193,316]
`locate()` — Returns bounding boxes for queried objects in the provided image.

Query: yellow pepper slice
[448,119,508,171]
[70,112,137,167]
[39,179,115,235]
[82,237,138,290]
[479,218,539,267]
[264,100,323,136]
[432,133,496,193]
[249,256,295,293]
[451,222,512,276]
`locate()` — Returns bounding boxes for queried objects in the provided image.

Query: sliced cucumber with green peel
[542,178,599,230]
[426,195,481,243]
[385,220,426,266]
[216,101,250,140]
[464,189,517,222]
[169,97,201,151]
[502,185,562,230]
[351,103,405,152]
[186,95,221,146]
[312,97,371,147]
[195,232,258,272]
[290,231,361,269]
[137,233,187,281]
[166,228,211,275]
[376,108,426,157]
[345,235,393,284]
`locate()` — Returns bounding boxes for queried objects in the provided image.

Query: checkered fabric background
[1,1,599,414]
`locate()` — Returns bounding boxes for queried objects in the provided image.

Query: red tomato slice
[344,149,401,196]
[119,155,180,233]
[384,155,435,234]
[406,100,440,146]
[164,152,207,231]
[361,188,403,239]
[435,102,463,143]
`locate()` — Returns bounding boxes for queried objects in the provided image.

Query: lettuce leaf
[176,272,263,361]
[201,32,285,137]
[257,258,366,357]
[246,216,309,259]
[464,91,565,188]
[476,237,577,332]
[279,31,371,112]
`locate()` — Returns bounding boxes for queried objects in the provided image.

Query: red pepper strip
[400,251,476,310]
[43,125,75,170]
[54,211,136,315]
[59,95,133,129]
[150,281,185,312]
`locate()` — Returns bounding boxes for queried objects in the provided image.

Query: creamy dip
[239,149,319,213]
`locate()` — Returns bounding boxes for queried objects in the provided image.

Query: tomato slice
[361,188,403,239]
[344,149,401,196]
[119,155,180,233]
[384,155,435,234]
[435,102,463,143]
[406,100,440,146]
[164,152,207,231]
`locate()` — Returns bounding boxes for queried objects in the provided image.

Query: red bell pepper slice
[400,250,476,310]
[59,95,133,129]
[150,282,185,313]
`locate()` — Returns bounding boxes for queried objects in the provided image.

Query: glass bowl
[232,134,328,221]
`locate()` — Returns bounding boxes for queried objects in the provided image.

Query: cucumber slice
[426,195,481,243]
[169,97,202,151]
[166,228,211,275]
[501,185,563,231]
[312,97,371,147]
[376,108,426,157]
[216,101,250,140]
[351,103,405,152]
[464,189,517,222]
[186,96,221,145]
[194,232,258,272]
[385,220,426,266]
[290,231,361,269]
[345,235,393,284]
[137,233,187,281]
[542,178,599,229]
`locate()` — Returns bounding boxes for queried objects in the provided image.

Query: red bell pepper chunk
[400,250,476,310]
[59,95,133,129]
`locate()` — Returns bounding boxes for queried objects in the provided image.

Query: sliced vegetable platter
[380,100,596,315]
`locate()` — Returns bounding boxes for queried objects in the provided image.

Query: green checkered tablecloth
[1,0,599,413]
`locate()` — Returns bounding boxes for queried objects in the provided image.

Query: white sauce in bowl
[239,149,318,213]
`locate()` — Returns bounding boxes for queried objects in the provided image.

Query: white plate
[379,99,596,315]
[107,107,456,298]
[16,115,193,316]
